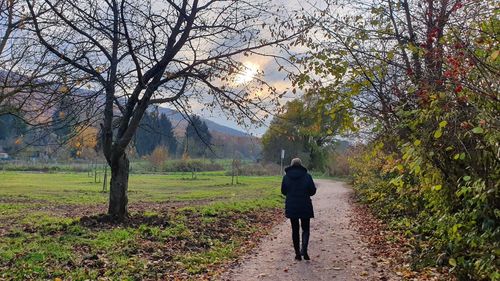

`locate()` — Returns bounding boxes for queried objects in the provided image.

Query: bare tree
[0,0,54,116]
[26,0,310,220]
[0,0,25,114]
[0,0,101,157]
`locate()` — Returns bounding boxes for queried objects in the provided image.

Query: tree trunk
[108,153,129,220]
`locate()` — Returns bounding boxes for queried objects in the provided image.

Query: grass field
[0,171,283,280]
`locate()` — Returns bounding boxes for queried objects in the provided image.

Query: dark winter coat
[281,165,316,219]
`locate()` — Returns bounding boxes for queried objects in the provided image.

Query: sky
[163,55,295,137]
[159,0,325,137]
[177,54,298,137]
[5,0,322,138]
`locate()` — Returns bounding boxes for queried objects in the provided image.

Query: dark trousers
[290,218,310,255]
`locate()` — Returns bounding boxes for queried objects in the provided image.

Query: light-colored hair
[290,158,302,166]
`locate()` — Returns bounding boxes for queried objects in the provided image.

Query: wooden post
[102,164,108,192]
[94,161,98,183]
[236,159,239,185]
[231,159,235,185]
[231,142,235,185]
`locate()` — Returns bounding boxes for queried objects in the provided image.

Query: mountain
[0,68,250,138]
[155,107,250,137]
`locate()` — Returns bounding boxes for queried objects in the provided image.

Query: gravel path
[222,179,394,281]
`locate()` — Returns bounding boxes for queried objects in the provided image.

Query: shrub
[148,146,168,172]
[163,159,224,172]
[349,141,499,280]
[226,163,280,176]
[327,151,350,177]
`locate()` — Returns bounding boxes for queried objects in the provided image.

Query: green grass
[0,172,279,204]
[0,171,283,280]
[175,241,239,274]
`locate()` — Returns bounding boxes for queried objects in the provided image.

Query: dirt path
[222,179,395,281]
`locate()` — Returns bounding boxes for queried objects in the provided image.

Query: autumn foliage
[68,126,98,158]
[148,146,169,172]
[298,0,499,279]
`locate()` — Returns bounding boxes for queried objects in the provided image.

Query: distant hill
[0,69,250,139]
[155,107,250,137]
[0,70,260,159]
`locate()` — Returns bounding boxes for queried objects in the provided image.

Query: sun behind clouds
[233,61,259,85]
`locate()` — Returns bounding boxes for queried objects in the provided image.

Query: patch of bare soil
[69,208,285,280]
[0,199,217,237]
[1,200,286,280]
[0,197,46,204]
[78,212,171,229]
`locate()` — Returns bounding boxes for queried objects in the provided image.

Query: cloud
[157,0,324,136]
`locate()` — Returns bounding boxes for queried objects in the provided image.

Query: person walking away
[281,158,316,261]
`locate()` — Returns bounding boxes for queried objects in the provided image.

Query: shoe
[295,254,302,261]
[303,253,310,260]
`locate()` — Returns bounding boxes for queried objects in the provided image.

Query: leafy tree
[261,97,339,171]
[157,114,177,156]
[0,114,27,153]
[184,115,212,158]
[0,114,25,141]
[51,96,81,142]
[262,100,311,166]
[135,112,177,157]
[298,0,499,278]
[68,125,98,158]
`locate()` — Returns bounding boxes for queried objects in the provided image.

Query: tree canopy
[294,0,499,279]
[135,112,177,157]
[184,115,212,158]
[261,94,340,171]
